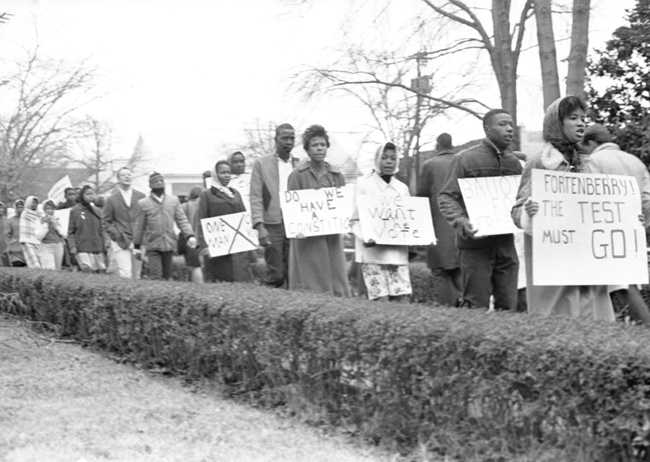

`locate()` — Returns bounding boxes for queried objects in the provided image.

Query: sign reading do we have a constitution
[281,186,353,238]
[532,170,648,286]
[200,212,258,258]
[358,195,436,246]
[458,175,522,236]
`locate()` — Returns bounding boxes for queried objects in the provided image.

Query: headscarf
[373,142,400,182]
[79,185,102,220]
[19,196,43,244]
[210,161,234,198]
[228,151,246,177]
[541,96,583,171]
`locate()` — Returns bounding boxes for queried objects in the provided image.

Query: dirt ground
[0,315,397,462]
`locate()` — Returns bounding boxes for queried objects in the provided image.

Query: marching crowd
[1,95,649,323]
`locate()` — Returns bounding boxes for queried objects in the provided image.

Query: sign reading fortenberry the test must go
[358,195,436,246]
[200,212,258,257]
[280,186,353,237]
[531,170,648,286]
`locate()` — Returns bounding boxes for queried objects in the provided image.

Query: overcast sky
[0,0,636,175]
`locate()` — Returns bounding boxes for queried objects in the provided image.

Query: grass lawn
[0,314,399,462]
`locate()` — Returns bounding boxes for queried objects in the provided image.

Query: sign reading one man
[358,195,436,246]
[531,170,648,286]
[458,175,522,236]
[280,186,353,238]
[200,212,258,258]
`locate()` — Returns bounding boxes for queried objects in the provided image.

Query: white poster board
[230,173,251,212]
[280,186,353,238]
[47,175,73,205]
[531,170,648,286]
[458,175,521,236]
[200,212,258,257]
[53,209,71,238]
[358,195,436,245]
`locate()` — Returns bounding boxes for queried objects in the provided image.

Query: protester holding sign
[438,109,522,311]
[512,96,615,321]
[351,142,411,302]
[287,125,350,297]
[40,200,66,270]
[198,160,252,283]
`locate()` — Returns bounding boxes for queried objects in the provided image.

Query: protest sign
[200,212,258,257]
[47,175,73,205]
[458,175,521,236]
[54,209,71,238]
[230,173,251,211]
[531,170,648,286]
[358,195,436,245]
[281,186,353,238]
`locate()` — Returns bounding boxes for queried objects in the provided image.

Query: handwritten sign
[230,173,251,211]
[54,209,71,238]
[281,186,353,238]
[531,170,648,285]
[458,175,521,236]
[358,195,436,245]
[200,212,258,257]
[47,175,73,205]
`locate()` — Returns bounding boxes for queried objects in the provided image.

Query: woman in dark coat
[198,160,253,283]
[287,125,351,297]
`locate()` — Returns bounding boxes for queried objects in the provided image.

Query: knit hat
[149,172,164,189]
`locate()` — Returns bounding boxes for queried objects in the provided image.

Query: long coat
[287,161,351,297]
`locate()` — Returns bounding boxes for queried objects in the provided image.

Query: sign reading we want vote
[358,195,436,246]
[200,212,258,258]
[458,175,522,236]
[281,186,353,238]
[532,170,648,286]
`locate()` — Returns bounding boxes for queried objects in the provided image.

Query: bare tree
[566,0,591,99]
[534,0,561,109]
[0,45,103,201]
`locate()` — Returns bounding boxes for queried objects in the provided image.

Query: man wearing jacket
[438,109,522,311]
[103,167,146,279]
[133,172,196,280]
[249,123,299,287]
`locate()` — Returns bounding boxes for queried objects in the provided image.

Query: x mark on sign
[220,214,257,254]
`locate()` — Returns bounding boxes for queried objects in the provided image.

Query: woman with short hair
[68,185,108,273]
[287,125,351,297]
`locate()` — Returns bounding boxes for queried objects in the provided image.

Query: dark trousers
[147,250,173,280]
[459,239,518,310]
[431,266,462,307]
[263,223,290,288]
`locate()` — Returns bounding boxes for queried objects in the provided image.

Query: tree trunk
[534,0,561,109]
[566,0,591,100]
[490,0,519,146]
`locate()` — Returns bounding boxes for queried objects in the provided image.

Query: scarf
[210,164,234,198]
[19,196,45,244]
[542,97,582,170]
[371,141,400,180]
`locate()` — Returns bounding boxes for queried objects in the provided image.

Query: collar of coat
[295,160,341,174]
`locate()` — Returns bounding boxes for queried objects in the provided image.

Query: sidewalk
[0,315,392,462]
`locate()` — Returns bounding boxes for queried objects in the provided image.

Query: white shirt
[119,187,133,208]
[278,157,294,194]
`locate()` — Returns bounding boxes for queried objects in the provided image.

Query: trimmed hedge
[2,267,650,461]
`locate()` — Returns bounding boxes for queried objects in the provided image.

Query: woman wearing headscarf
[197,160,252,283]
[19,196,47,269]
[350,142,411,301]
[68,185,108,273]
[287,125,351,297]
[181,186,204,282]
[511,96,614,321]
[41,200,66,270]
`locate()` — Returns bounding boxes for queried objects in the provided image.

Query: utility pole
[409,52,432,193]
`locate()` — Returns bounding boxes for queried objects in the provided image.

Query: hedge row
[2,267,650,461]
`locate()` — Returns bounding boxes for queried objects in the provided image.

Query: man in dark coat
[417,133,461,306]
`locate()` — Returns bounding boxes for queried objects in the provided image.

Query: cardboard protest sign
[200,212,258,257]
[53,209,71,238]
[358,195,436,246]
[531,170,648,286]
[458,175,521,236]
[47,175,73,205]
[230,173,251,211]
[281,186,353,238]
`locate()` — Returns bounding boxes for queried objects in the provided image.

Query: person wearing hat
[103,167,146,279]
[133,172,196,280]
[417,133,462,307]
